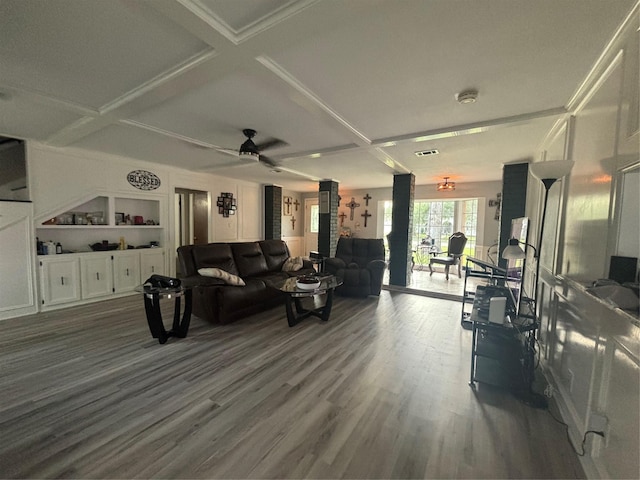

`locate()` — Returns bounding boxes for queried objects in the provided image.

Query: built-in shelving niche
[36,194,163,253]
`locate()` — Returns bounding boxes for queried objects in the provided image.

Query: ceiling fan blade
[256,138,288,151]
[259,154,279,168]
[215,147,239,157]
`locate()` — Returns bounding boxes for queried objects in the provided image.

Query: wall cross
[346,197,360,220]
[291,215,296,229]
[283,196,292,216]
[361,209,372,227]
[338,211,347,226]
[363,193,372,206]
[293,199,300,211]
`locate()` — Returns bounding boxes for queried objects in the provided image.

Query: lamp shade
[502,238,526,260]
[529,160,575,181]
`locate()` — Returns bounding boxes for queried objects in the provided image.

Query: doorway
[304,197,319,255]
[175,188,209,275]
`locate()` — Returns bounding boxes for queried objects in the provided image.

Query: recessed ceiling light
[415,149,440,157]
[309,153,322,158]
[456,89,478,104]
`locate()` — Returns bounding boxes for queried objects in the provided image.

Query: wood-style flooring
[0,291,584,479]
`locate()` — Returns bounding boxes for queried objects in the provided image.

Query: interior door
[304,197,319,255]
[192,191,208,245]
[175,188,209,275]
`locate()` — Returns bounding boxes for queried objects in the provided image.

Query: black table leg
[284,288,336,327]
[144,292,169,344]
[170,289,192,338]
[142,289,192,344]
[321,288,334,321]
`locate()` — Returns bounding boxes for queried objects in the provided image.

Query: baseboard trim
[382,284,462,302]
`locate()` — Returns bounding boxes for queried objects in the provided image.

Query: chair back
[335,238,385,268]
[447,232,467,256]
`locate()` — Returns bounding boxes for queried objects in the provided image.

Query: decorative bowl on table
[296,274,321,291]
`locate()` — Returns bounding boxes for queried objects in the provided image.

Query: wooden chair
[429,232,467,280]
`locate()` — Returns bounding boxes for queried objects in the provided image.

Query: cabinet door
[140,249,165,280]
[40,257,81,306]
[81,255,113,299]
[113,252,141,293]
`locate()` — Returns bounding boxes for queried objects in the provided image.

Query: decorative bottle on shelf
[119,236,126,250]
[56,242,62,254]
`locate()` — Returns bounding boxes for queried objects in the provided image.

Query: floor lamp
[502,160,575,316]
[501,160,574,407]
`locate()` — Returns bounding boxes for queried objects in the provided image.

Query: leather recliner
[324,238,386,297]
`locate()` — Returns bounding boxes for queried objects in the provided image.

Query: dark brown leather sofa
[177,239,315,324]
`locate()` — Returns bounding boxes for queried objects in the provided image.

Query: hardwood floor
[0,291,584,479]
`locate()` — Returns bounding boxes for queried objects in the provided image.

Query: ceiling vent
[414,149,440,157]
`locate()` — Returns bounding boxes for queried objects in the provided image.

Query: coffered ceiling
[0,0,635,191]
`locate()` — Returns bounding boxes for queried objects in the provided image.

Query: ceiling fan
[217,129,288,168]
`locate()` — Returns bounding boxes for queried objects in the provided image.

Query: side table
[135,285,192,344]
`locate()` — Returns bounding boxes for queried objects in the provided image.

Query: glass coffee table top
[276,275,342,297]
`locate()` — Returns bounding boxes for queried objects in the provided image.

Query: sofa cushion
[260,239,290,271]
[192,243,240,276]
[282,256,304,272]
[232,242,269,277]
[198,267,246,286]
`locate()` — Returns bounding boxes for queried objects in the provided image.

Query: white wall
[27,143,265,277]
[336,180,502,259]
[533,6,639,479]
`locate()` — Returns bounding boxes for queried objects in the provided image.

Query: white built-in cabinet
[39,256,82,306]
[112,251,141,294]
[140,249,165,279]
[80,255,113,299]
[35,192,167,310]
[39,249,165,309]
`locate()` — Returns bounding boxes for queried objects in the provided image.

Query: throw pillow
[282,256,304,272]
[198,268,245,286]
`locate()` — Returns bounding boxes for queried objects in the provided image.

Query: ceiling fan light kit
[437,176,456,191]
[238,151,260,161]
[235,128,286,167]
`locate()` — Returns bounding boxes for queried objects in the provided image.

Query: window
[383,198,479,266]
[310,204,319,233]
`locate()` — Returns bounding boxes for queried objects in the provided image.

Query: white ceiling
[0,0,635,192]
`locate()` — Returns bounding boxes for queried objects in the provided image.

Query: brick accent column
[318,180,339,257]
[264,185,282,240]
[388,173,415,286]
[498,163,528,269]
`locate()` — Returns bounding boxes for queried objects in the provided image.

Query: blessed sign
[127,170,161,191]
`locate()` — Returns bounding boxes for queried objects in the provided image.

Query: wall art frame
[217,192,237,217]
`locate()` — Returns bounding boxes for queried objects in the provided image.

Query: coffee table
[135,285,192,344]
[275,275,343,327]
